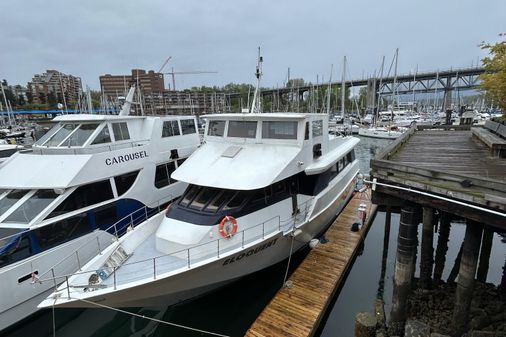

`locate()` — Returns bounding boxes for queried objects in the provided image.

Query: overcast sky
[1,0,505,91]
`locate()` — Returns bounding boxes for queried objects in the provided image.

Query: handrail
[40,197,314,287]
[35,195,174,280]
[29,139,151,155]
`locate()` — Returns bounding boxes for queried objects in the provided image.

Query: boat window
[208,120,225,136]
[0,190,29,218]
[304,122,310,140]
[312,120,323,137]
[36,213,92,250]
[338,158,344,171]
[0,234,31,268]
[0,148,18,158]
[347,150,355,162]
[91,124,111,145]
[43,123,78,147]
[94,203,118,228]
[176,158,186,167]
[162,120,181,137]
[227,121,257,138]
[180,185,201,207]
[60,123,100,147]
[329,163,338,180]
[262,121,298,140]
[46,180,114,219]
[112,122,130,141]
[4,190,58,224]
[154,162,177,188]
[180,119,196,135]
[189,187,219,210]
[204,190,235,212]
[115,170,140,196]
[223,191,245,209]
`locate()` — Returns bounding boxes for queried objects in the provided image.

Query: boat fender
[219,215,238,238]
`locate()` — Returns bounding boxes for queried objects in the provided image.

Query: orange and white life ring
[219,215,238,238]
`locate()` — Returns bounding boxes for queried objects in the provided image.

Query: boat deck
[246,189,377,337]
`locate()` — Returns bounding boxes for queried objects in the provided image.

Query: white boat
[0,144,23,165]
[358,126,405,139]
[39,112,360,309]
[0,86,200,331]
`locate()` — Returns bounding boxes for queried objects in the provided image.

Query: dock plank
[245,191,377,337]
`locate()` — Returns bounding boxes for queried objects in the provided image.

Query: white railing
[27,139,150,155]
[42,197,315,297]
[35,196,175,285]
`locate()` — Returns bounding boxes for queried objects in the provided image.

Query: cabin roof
[202,112,325,120]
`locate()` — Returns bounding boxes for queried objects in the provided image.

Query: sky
[1,0,505,91]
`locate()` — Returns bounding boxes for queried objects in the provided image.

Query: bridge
[229,66,485,111]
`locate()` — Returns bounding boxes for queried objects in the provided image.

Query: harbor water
[4,136,505,337]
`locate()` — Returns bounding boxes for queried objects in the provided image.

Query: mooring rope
[282,222,297,287]
[56,297,233,337]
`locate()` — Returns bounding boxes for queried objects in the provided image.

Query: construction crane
[162,67,218,90]
[157,56,172,73]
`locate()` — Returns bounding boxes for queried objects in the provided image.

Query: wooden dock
[371,124,506,229]
[246,190,378,337]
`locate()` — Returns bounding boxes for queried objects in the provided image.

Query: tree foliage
[480,34,506,117]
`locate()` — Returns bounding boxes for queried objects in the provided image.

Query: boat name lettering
[222,238,278,266]
[105,151,148,166]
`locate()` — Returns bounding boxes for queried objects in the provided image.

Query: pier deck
[246,190,377,337]
[371,125,506,229]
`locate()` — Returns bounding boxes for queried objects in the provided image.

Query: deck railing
[27,139,150,155]
[41,197,314,297]
[36,195,174,284]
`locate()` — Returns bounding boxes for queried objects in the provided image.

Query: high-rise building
[100,69,164,100]
[27,70,82,105]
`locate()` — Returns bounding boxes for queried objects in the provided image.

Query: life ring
[219,215,238,238]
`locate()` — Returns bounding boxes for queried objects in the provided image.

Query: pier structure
[246,190,378,337]
[370,121,506,335]
[227,66,484,112]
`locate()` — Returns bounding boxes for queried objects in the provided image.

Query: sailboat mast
[341,56,346,119]
[327,64,333,115]
[393,48,399,113]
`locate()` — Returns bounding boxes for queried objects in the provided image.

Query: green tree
[480,34,506,118]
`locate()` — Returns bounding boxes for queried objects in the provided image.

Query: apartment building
[27,70,82,104]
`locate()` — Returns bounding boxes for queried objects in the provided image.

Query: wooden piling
[433,213,451,283]
[419,207,435,289]
[389,206,418,335]
[451,221,483,337]
[476,228,494,283]
[355,312,377,337]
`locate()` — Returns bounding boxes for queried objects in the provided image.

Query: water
[4,136,504,337]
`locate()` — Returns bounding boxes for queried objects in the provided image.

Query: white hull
[41,162,359,309]
[358,127,403,139]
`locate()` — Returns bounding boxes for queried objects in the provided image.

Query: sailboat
[39,50,361,310]
[358,50,408,139]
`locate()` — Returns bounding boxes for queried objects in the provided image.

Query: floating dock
[246,189,377,337]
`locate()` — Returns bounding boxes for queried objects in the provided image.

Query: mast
[118,86,136,116]
[341,56,346,119]
[250,47,263,114]
[376,56,385,127]
[0,81,10,125]
[327,64,333,115]
[392,48,399,116]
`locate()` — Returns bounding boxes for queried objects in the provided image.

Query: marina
[1,1,506,335]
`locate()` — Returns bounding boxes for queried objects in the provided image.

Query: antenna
[250,47,263,113]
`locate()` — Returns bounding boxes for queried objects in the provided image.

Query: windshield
[0,228,25,248]
[0,190,29,218]
[43,123,78,147]
[60,123,100,147]
[4,190,58,224]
